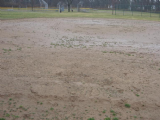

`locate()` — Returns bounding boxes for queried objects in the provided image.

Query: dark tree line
[0,0,160,11]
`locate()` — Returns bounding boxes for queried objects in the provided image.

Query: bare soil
[0,18,160,120]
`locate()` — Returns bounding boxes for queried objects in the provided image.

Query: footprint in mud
[117,88,124,93]
[69,96,79,102]
[56,72,62,76]
[23,114,31,119]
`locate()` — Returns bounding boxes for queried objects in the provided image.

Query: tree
[31,0,34,11]
[66,0,73,12]
[0,0,5,7]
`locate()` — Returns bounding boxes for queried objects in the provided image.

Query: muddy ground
[0,18,160,120]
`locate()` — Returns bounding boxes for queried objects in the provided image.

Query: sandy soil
[0,18,160,120]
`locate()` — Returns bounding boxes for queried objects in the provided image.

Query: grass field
[0,8,160,21]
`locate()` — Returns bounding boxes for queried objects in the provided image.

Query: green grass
[113,117,119,120]
[110,110,117,116]
[125,104,131,108]
[17,47,22,51]
[134,116,137,118]
[102,110,106,113]
[104,118,111,120]
[0,118,5,120]
[102,51,107,53]
[3,48,12,52]
[5,113,10,117]
[87,118,95,120]
[0,10,160,21]
[110,110,115,113]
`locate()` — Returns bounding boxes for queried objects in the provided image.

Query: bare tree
[31,0,34,11]
[66,0,73,12]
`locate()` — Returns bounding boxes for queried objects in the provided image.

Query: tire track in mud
[0,93,23,98]
[28,80,113,104]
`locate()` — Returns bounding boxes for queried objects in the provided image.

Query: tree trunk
[32,0,34,11]
[68,4,70,12]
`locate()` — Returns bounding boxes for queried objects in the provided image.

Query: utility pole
[66,0,74,12]
[18,0,20,10]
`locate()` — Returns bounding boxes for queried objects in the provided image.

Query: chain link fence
[0,7,59,12]
[78,4,160,18]
[0,3,160,18]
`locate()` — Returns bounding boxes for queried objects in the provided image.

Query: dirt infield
[0,18,160,120]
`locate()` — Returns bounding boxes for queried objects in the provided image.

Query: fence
[0,7,59,12]
[0,4,160,18]
[78,4,160,18]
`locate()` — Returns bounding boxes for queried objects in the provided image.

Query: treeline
[0,0,160,11]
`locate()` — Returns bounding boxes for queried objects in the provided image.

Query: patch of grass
[127,54,131,56]
[134,116,137,118]
[110,110,117,116]
[19,105,23,108]
[104,117,111,120]
[5,113,10,117]
[102,110,106,113]
[0,118,5,120]
[113,113,116,116]
[103,43,107,47]
[136,94,140,97]
[2,48,12,53]
[110,110,115,113]
[12,115,19,119]
[8,102,12,105]
[19,105,26,111]
[0,10,160,22]
[50,107,54,111]
[125,104,131,108]
[87,118,95,120]
[110,51,116,54]
[113,117,119,120]
[50,43,55,45]
[17,47,22,50]
[102,51,107,53]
